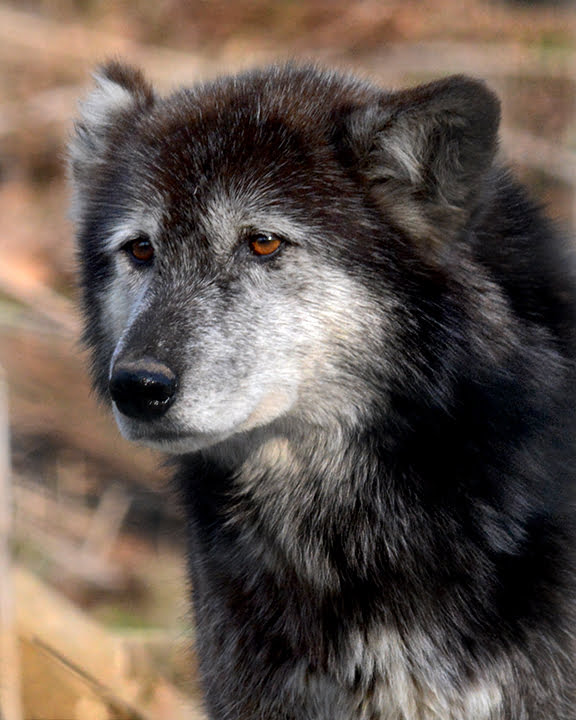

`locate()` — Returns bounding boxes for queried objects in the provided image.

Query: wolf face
[70,63,499,455]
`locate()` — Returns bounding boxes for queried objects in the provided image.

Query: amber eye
[123,237,154,265]
[248,233,283,258]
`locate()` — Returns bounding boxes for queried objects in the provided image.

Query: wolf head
[69,62,499,453]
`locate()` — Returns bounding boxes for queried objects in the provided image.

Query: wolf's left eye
[248,233,283,258]
[122,236,154,265]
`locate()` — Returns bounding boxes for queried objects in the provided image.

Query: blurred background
[0,1,574,718]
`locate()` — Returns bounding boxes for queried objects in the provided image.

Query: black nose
[109,358,177,421]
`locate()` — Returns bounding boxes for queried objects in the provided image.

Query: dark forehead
[135,66,377,192]
[178,65,374,122]
[157,65,375,137]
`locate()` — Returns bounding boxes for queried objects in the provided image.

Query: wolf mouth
[113,410,231,453]
[137,430,226,454]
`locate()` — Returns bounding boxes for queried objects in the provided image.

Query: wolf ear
[69,61,155,185]
[338,75,500,249]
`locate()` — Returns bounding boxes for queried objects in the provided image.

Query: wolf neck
[202,415,433,595]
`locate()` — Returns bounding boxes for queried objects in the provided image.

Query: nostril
[109,358,178,421]
[112,368,176,402]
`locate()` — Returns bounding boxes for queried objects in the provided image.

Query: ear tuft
[69,61,154,178]
[68,62,155,223]
[89,61,155,121]
[339,75,501,249]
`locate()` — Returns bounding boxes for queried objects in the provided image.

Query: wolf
[69,62,576,719]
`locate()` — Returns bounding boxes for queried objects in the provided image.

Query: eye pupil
[249,233,283,257]
[125,237,154,264]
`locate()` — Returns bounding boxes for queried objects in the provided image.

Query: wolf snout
[109,357,178,421]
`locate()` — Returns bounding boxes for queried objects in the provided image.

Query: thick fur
[69,63,576,719]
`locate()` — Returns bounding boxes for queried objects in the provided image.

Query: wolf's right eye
[248,233,284,258]
[122,237,154,265]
